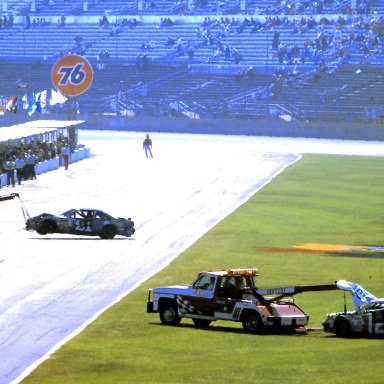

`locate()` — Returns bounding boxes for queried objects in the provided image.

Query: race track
[0,131,383,384]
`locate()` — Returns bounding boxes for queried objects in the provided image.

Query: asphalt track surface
[1,131,383,384]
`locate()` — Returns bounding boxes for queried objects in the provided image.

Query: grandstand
[0,0,383,124]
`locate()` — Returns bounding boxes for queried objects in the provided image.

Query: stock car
[323,299,384,337]
[26,208,135,239]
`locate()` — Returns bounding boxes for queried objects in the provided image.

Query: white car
[323,300,384,337]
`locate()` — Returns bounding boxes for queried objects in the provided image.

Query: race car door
[71,209,93,234]
[372,307,384,335]
[364,302,384,335]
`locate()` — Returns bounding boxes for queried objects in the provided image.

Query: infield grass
[23,154,384,384]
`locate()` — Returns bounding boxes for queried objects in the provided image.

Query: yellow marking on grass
[264,244,384,254]
[293,244,365,253]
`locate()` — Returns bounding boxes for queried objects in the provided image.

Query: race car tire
[37,220,57,235]
[159,302,181,326]
[334,317,351,338]
[125,227,135,237]
[192,319,212,328]
[242,311,263,333]
[100,224,116,239]
[25,219,35,232]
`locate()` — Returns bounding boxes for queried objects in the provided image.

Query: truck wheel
[100,224,116,239]
[334,318,351,337]
[159,303,181,326]
[242,311,263,333]
[192,319,212,328]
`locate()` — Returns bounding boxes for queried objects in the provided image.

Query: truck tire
[242,311,263,333]
[334,317,351,337]
[100,224,116,239]
[159,303,181,326]
[192,319,212,328]
[37,220,57,235]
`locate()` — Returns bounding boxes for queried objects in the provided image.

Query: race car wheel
[334,317,351,338]
[159,303,181,326]
[25,219,35,232]
[37,220,57,235]
[125,227,135,237]
[100,224,116,239]
[242,311,263,333]
[192,319,212,328]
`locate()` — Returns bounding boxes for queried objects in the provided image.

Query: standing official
[143,134,153,159]
[15,155,25,185]
[4,157,16,187]
[30,152,38,180]
[62,145,71,170]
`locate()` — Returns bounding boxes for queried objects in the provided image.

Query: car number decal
[75,220,92,232]
[374,323,384,334]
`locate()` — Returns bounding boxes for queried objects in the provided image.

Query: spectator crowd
[0,136,74,188]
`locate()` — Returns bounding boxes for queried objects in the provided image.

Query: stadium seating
[0,0,383,123]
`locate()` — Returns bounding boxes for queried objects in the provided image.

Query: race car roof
[0,120,85,143]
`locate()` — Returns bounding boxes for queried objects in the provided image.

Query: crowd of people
[135,0,378,16]
[0,0,381,123]
[0,0,379,69]
[0,136,74,188]
[119,0,384,15]
[193,11,383,72]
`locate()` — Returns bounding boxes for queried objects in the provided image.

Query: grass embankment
[23,155,384,384]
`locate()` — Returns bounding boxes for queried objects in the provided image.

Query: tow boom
[256,283,338,302]
[0,193,30,221]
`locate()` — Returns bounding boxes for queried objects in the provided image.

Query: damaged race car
[26,208,135,239]
[323,300,384,338]
[323,280,384,337]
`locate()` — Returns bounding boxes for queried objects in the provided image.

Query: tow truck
[147,268,338,333]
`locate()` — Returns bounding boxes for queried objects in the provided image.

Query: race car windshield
[61,209,76,217]
[357,301,384,314]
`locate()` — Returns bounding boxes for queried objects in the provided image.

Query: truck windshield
[193,275,215,292]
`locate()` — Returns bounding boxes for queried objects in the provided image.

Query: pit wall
[82,116,384,141]
[0,147,91,187]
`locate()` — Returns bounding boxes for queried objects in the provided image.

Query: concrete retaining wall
[82,115,384,141]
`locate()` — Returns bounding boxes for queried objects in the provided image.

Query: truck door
[214,276,245,318]
[185,275,216,317]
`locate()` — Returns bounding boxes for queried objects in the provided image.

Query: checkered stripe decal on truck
[176,295,203,315]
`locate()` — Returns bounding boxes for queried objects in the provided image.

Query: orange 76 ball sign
[51,55,94,97]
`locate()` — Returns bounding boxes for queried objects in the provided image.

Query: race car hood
[324,311,354,321]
